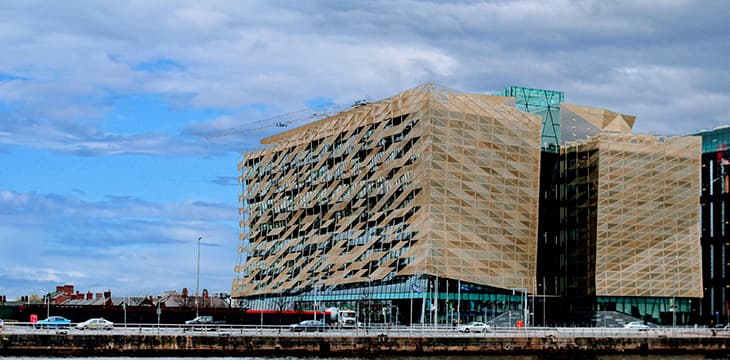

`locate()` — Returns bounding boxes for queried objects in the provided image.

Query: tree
[28,293,43,303]
[359,285,373,333]
[273,294,290,334]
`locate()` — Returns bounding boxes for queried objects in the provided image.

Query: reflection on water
[0,353,730,360]
[0,356,725,360]
[390,356,715,360]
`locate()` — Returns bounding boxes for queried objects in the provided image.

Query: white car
[624,321,649,330]
[458,321,491,333]
[75,318,114,330]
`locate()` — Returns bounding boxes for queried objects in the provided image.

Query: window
[711,202,715,237]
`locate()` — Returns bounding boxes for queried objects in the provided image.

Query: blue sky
[1,0,729,300]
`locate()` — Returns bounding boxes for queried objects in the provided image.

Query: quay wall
[2,333,730,356]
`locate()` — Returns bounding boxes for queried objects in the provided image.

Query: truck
[326,307,357,328]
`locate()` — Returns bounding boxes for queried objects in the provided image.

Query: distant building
[21,285,230,310]
[155,289,229,309]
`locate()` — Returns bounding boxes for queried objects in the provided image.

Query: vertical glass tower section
[698,126,730,325]
[560,133,702,324]
[496,86,564,153]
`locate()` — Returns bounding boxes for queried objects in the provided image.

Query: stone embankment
[1,333,730,356]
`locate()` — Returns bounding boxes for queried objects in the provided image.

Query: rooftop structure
[495,86,563,152]
[560,103,636,143]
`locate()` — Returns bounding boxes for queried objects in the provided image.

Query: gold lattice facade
[562,133,702,299]
[232,85,543,299]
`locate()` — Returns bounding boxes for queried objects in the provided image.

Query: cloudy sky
[0,0,728,300]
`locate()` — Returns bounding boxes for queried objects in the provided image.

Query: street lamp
[511,288,528,327]
[195,236,201,317]
[673,255,678,327]
[540,277,546,326]
[156,302,161,333]
[313,284,318,321]
[311,279,324,322]
[123,299,127,330]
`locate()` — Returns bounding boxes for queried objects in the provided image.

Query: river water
[0,356,726,360]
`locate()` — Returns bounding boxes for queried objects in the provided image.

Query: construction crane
[204,100,370,141]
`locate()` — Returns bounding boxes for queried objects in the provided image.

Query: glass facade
[698,127,730,325]
[537,133,702,325]
[596,296,692,325]
[700,126,730,153]
[496,86,564,153]
[233,83,707,327]
[233,85,543,326]
[245,275,530,326]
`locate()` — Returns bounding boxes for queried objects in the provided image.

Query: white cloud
[0,0,726,152]
[0,0,728,299]
[8,267,87,283]
[173,6,228,29]
[0,190,238,298]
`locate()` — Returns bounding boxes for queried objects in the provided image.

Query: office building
[233,84,543,324]
[542,133,702,325]
[698,126,730,325]
[233,83,704,326]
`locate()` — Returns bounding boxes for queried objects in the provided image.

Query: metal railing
[1,321,727,338]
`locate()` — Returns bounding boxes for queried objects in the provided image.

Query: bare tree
[273,294,290,334]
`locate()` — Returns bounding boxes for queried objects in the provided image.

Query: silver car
[289,320,327,332]
[624,321,649,330]
[458,321,491,333]
[75,318,114,330]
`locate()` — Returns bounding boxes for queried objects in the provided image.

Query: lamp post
[195,236,201,318]
[524,289,528,327]
[541,277,546,326]
[511,288,528,327]
[313,284,318,321]
[156,302,161,334]
[673,255,678,327]
[313,279,326,322]
[123,299,127,330]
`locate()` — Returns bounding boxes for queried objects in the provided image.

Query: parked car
[624,321,650,330]
[75,318,113,330]
[289,320,327,332]
[34,316,71,329]
[457,321,491,333]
